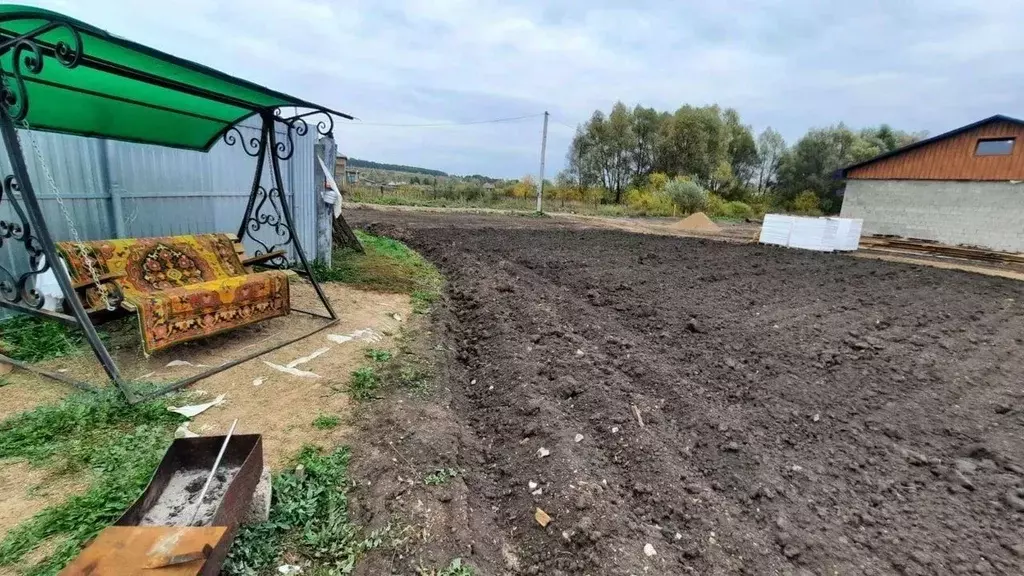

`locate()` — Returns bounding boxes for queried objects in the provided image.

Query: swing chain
[17,120,116,311]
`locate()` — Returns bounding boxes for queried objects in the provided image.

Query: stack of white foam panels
[758,215,862,252]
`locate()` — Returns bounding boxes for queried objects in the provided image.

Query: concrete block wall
[840,179,1024,252]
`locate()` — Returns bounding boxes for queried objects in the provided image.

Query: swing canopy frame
[0,5,350,402]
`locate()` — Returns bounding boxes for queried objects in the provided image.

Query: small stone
[782,544,802,558]
[812,413,820,422]
[611,426,619,434]
[294,464,306,481]
[675,532,682,540]
[644,543,657,557]
[1009,543,1024,557]
[994,403,1012,415]
[536,447,550,458]
[575,349,585,357]
[686,318,703,333]
[392,313,402,321]
[724,441,740,452]
[528,481,538,490]
[955,459,978,475]
[535,507,551,527]
[562,530,572,541]
[532,488,543,496]
[471,379,477,385]
[574,434,584,443]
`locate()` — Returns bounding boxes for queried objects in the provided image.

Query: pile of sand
[670,212,720,233]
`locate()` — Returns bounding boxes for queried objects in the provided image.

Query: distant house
[838,114,1024,252]
[483,183,495,191]
[335,154,360,186]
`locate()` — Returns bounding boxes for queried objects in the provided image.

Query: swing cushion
[57,233,290,354]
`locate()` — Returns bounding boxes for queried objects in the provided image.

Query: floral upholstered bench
[57,233,290,354]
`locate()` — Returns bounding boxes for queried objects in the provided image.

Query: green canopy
[0,5,351,150]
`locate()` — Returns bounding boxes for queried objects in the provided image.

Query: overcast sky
[30,0,1024,177]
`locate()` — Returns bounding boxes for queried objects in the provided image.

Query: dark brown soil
[349,208,1024,575]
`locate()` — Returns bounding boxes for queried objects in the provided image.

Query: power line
[346,113,546,128]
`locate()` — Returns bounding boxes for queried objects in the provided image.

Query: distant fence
[0,119,318,320]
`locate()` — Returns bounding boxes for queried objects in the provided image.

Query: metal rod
[188,419,238,527]
[237,121,269,239]
[264,112,338,320]
[131,316,339,403]
[0,352,99,391]
[0,111,134,402]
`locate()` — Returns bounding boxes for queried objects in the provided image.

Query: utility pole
[536,110,549,213]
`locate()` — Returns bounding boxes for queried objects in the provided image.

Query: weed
[423,468,459,486]
[310,232,442,312]
[312,414,341,430]
[224,446,387,575]
[364,348,393,363]
[350,366,380,400]
[0,390,184,575]
[0,316,83,363]
[418,557,476,576]
[398,366,430,390]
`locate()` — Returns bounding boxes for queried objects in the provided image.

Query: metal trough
[116,434,264,574]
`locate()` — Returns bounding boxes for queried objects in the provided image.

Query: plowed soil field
[351,208,1024,575]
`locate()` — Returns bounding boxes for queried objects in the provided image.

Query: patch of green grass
[364,348,393,363]
[0,316,83,363]
[312,414,341,430]
[418,558,476,576]
[0,390,184,575]
[350,366,380,400]
[311,231,443,312]
[397,366,431,391]
[224,446,388,575]
[423,468,459,486]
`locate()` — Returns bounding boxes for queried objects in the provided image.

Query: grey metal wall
[0,120,318,315]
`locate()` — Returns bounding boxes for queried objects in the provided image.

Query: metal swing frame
[0,15,344,403]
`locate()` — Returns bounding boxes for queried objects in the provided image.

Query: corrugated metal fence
[0,120,318,318]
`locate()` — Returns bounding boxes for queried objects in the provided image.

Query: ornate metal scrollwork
[222,126,264,157]
[240,185,292,268]
[0,175,50,308]
[0,21,84,122]
[271,108,335,161]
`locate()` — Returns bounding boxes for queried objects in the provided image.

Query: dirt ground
[0,279,410,566]
[348,207,1024,575]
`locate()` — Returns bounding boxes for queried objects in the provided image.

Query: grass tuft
[311,231,442,313]
[418,557,476,576]
[423,468,459,486]
[0,390,184,575]
[364,348,393,363]
[312,414,342,430]
[223,446,386,575]
[349,366,380,400]
[0,316,83,363]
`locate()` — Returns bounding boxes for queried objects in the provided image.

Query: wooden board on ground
[59,526,227,576]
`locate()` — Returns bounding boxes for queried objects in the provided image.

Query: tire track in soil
[357,211,1024,576]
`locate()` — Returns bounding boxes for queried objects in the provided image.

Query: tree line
[558,102,923,214]
[346,158,448,177]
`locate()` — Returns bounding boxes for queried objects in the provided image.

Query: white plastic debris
[327,328,382,345]
[174,422,199,438]
[263,361,320,378]
[644,543,657,557]
[531,488,543,496]
[168,394,226,418]
[528,481,538,490]
[165,359,209,368]
[536,447,550,458]
[277,565,303,575]
[575,349,585,357]
[392,313,402,322]
[253,377,265,387]
[285,347,330,368]
[574,434,584,443]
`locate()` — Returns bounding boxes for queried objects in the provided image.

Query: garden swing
[0,5,352,402]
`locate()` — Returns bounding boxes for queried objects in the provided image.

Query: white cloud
[18,0,1024,176]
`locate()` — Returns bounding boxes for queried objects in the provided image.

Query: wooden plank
[59,526,227,576]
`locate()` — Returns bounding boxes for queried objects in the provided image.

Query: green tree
[755,127,786,195]
[665,178,707,214]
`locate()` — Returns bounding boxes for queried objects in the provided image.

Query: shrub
[721,201,754,220]
[665,178,707,214]
[793,190,822,216]
[704,192,726,217]
[625,189,675,216]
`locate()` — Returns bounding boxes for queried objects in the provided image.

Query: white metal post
[536,111,549,213]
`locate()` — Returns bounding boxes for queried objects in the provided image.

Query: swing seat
[57,233,290,354]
